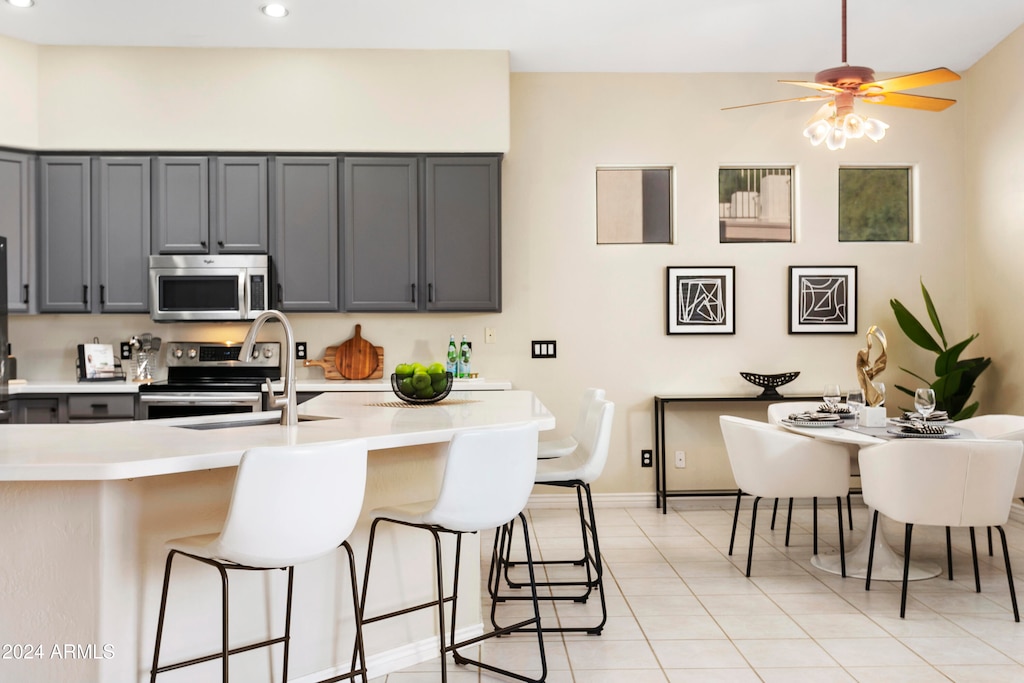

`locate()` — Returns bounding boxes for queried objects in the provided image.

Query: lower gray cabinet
[67,394,136,422]
[95,157,151,313]
[10,397,63,424]
[273,157,339,311]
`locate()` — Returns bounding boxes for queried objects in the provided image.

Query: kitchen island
[0,390,553,683]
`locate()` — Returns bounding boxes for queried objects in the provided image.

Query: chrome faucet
[240,310,297,426]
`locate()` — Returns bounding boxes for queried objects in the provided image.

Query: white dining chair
[720,415,851,577]
[537,387,605,459]
[492,398,614,635]
[358,422,546,683]
[860,438,1023,620]
[150,439,369,683]
[766,402,858,537]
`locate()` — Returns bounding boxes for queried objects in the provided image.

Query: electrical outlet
[675,451,686,468]
[295,342,307,360]
[485,327,496,344]
[120,342,132,360]
[641,449,653,468]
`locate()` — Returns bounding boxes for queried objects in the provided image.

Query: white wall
[0,34,39,148]
[964,23,1024,414]
[7,48,975,496]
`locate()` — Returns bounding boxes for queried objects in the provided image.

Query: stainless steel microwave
[149,254,269,322]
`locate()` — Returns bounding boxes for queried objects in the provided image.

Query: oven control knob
[263,346,273,359]
[173,348,183,359]
[187,347,198,359]
[251,347,260,359]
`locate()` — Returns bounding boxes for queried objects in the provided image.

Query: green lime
[426,362,445,375]
[432,377,448,393]
[399,377,416,396]
[394,363,413,376]
[411,372,431,390]
[415,386,435,399]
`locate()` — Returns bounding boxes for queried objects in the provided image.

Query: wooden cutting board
[303,325,385,380]
[304,345,385,380]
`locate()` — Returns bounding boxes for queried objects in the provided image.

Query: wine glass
[823,384,842,411]
[846,389,865,428]
[914,387,936,420]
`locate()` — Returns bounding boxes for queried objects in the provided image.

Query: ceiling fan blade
[861,91,957,112]
[859,67,960,94]
[722,95,832,111]
[779,79,844,94]
[805,102,837,125]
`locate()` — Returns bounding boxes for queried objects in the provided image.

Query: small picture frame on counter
[77,343,126,382]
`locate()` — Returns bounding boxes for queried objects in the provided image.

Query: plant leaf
[890,299,942,353]
[934,335,978,376]
[953,401,980,421]
[897,366,933,386]
[920,280,947,348]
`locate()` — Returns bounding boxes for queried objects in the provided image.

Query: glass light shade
[803,120,831,146]
[6,0,35,7]
[863,117,889,142]
[261,3,289,18]
[842,113,867,139]
[825,126,847,150]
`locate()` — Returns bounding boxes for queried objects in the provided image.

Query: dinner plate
[886,427,960,439]
[782,419,839,428]
[888,417,954,427]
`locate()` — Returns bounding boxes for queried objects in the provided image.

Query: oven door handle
[138,392,262,404]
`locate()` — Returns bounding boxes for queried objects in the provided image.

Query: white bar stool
[537,387,605,459]
[149,439,369,683]
[358,422,546,683]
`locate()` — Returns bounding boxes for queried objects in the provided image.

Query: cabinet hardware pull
[22,284,28,304]
[82,285,88,305]
[217,240,224,248]
[277,283,284,306]
[100,285,105,305]
[200,240,207,248]
[428,283,434,302]
[410,283,416,303]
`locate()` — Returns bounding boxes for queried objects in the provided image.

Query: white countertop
[0,390,552,482]
[7,378,512,394]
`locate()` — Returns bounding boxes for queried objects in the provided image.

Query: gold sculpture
[856,325,888,406]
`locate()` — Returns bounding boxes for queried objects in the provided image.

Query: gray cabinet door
[95,157,151,313]
[273,157,339,311]
[153,156,209,254]
[424,157,501,312]
[38,156,91,313]
[343,157,419,311]
[0,151,33,313]
[214,156,268,253]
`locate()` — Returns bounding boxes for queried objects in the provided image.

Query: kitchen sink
[175,415,334,430]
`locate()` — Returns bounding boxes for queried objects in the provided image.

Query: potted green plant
[889,280,991,420]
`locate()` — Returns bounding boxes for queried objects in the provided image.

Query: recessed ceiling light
[261,4,288,19]
[6,0,36,8]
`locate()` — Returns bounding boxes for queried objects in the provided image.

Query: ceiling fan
[724,0,961,149]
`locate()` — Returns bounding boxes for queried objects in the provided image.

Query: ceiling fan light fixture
[863,117,889,142]
[803,119,831,146]
[825,126,847,151]
[842,113,866,139]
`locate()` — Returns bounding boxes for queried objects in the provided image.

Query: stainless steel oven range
[137,341,281,420]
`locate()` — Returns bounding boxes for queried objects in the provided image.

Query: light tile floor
[371,501,1024,682]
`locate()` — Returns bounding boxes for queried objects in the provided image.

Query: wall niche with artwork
[596,167,672,244]
[719,166,793,243]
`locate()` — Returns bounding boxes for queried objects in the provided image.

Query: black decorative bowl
[391,372,454,404]
[740,371,800,398]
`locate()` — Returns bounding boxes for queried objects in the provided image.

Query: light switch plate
[531,340,556,358]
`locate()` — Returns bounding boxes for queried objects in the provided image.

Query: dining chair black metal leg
[946,527,954,580]
[846,493,854,531]
[987,525,994,557]
[835,497,846,578]
[771,498,779,530]
[900,523,914,619]
[996,526,1020,622]
[728,490,742,556]
[812,497,819,556]
[784,498,794,547]
[746,496,761,577]
[865,510,879,592]
[969,527,981,593]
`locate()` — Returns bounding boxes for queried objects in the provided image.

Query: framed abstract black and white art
[788,266,857,334]
[666,266,735,335]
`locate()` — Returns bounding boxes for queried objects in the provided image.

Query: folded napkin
[788,412,840,422]
[818,403,851,414]
[901,420,947,435]
[902,410,949,422]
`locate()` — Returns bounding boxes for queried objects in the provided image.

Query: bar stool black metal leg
[785,498,794,547]
[835,497,846,578]
[865,510,879,592]
[969,527,981,593]
[150,550,178,683]
[812,497,819,556]
[729,490,742,555]
[746,496,761,577]
[946,527,954,580]
[996,526,1020,622]
[771,498,780,529]
[900,523,914,618]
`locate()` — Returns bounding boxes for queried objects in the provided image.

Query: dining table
[778,415,979,581]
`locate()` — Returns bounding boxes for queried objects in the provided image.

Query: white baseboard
[290,623,484,683]
[527,491,1024,524]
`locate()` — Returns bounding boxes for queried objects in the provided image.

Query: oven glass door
[139,392,263,420]
[151,269,245,321]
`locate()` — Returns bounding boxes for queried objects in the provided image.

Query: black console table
[653,394,817,513]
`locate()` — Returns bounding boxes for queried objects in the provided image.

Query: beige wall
[0,34,39,148]
[6,46,980,496]
[964,22,1024,415]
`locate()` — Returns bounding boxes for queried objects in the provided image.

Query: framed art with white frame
[788,265,857,334]
[666,266,735,335]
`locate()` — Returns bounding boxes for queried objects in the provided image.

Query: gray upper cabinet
[95,157,151,313]
[343,157,419,311]
[424,156,501,312]
[214,156,269,253]
[153,156,210,254]
[0,151,33,313]
[38,157,91,313]
[273,157,339,311]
